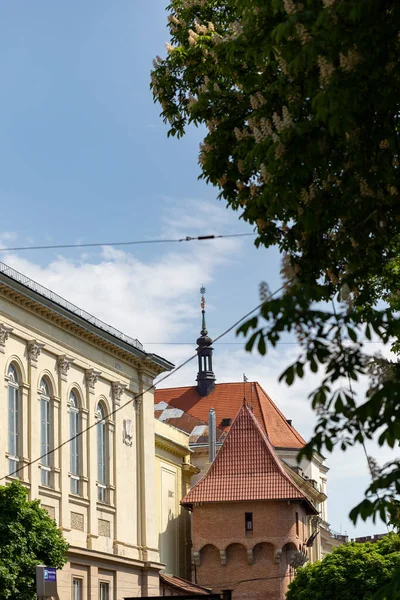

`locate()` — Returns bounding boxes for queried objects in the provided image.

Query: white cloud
[0,202,243,344]
[0,198,398,538]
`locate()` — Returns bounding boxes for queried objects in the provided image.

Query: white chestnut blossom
[317,56,335,86]
[272,106,293,133]
[188,29,199,46]
[165,42,176,54]
[295,22,311,45]
[339,49,361,73]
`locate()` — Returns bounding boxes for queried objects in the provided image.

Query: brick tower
[181,402,317,600]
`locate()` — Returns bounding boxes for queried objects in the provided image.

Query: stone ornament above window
[123,419,133,446]
[57,355,74,381]
[0,323,13,353]
[28,340,45,366]
[85,368,101,392]
[111,381,127,407]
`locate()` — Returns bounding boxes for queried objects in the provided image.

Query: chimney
[208,408,216,463]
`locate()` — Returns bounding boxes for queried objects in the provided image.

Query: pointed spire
[196,286,216,396]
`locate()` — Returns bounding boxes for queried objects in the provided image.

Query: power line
[1,286,284,481]
[142,340,385,345]
[0,232,256,253]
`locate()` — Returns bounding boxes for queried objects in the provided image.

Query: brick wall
[192,500,308,600]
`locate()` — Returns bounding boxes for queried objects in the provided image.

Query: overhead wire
[0,284,285,482]
[142,340,384,345]
[0,232,256,253]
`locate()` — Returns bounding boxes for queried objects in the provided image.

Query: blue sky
[0,1,396,538]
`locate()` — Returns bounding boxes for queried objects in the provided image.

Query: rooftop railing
[0,261,143,352]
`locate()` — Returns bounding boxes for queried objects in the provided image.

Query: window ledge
[96,502,116,515]
[69,494,90,507]
[38,486,62,500]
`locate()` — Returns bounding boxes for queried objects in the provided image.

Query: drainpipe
[208,408,216,463]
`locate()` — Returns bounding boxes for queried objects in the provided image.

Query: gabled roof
[155,382,305,449]
[181,402,316,513]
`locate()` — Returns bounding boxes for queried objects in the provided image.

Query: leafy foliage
[286,534,400,600]
[151,0,400,291]
[0,481,68,600]
[151,0,400,529]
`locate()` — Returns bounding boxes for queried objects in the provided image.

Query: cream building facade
[0,261,174,600]
[154,420,198,581]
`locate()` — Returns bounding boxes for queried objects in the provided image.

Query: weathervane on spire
[200,286,207,334]
[196,285,215,396]
[200,285,206,306]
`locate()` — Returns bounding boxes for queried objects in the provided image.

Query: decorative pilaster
[135,394,143,413]
[111,381,127,408]
[247,548,254,565]
[220,549,227,566]
[0,323,13,353]
[85,368,101,393]
[57,355,74,382]
[27,340,45,367]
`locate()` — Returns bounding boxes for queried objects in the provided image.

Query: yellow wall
[0,285,165,599]
[155,420,198,580]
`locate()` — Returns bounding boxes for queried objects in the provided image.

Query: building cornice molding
[0,279,173,376]
[282,463,327,505]
[155,434,190,458]
[67,545,160,570]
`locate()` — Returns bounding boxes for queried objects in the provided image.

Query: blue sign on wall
[44,568,57,582]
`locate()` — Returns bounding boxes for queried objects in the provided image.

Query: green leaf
[347,327,358,343]
[279,364,295,386]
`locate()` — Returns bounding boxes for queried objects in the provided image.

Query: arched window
[69,391,81,495]
[40,378,52,487]
[96,402,108,502]
[8,364,20,476]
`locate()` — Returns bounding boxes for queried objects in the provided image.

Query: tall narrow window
[8,364,20,476]
[72,578,82,600]
[69,391,81,495]
[97,403,108,502]
[99,582,110,600]
[245,512,253,533]
[296,512,299,537]
[40,378,52,487]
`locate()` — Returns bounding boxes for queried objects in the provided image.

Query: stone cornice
[155,434,191,458]
[0,281,172,376]
[282,463,327,505]
[67,545,151,569]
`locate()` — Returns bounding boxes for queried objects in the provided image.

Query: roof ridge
[255,382,306,446]
[182,402,314,508]
[242,402,308,495]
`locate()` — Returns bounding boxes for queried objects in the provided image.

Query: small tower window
[245,512,253,533]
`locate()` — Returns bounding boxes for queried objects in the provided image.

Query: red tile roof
[155,382,305,449]
[160,573,212,595]
[181,402,316,513]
